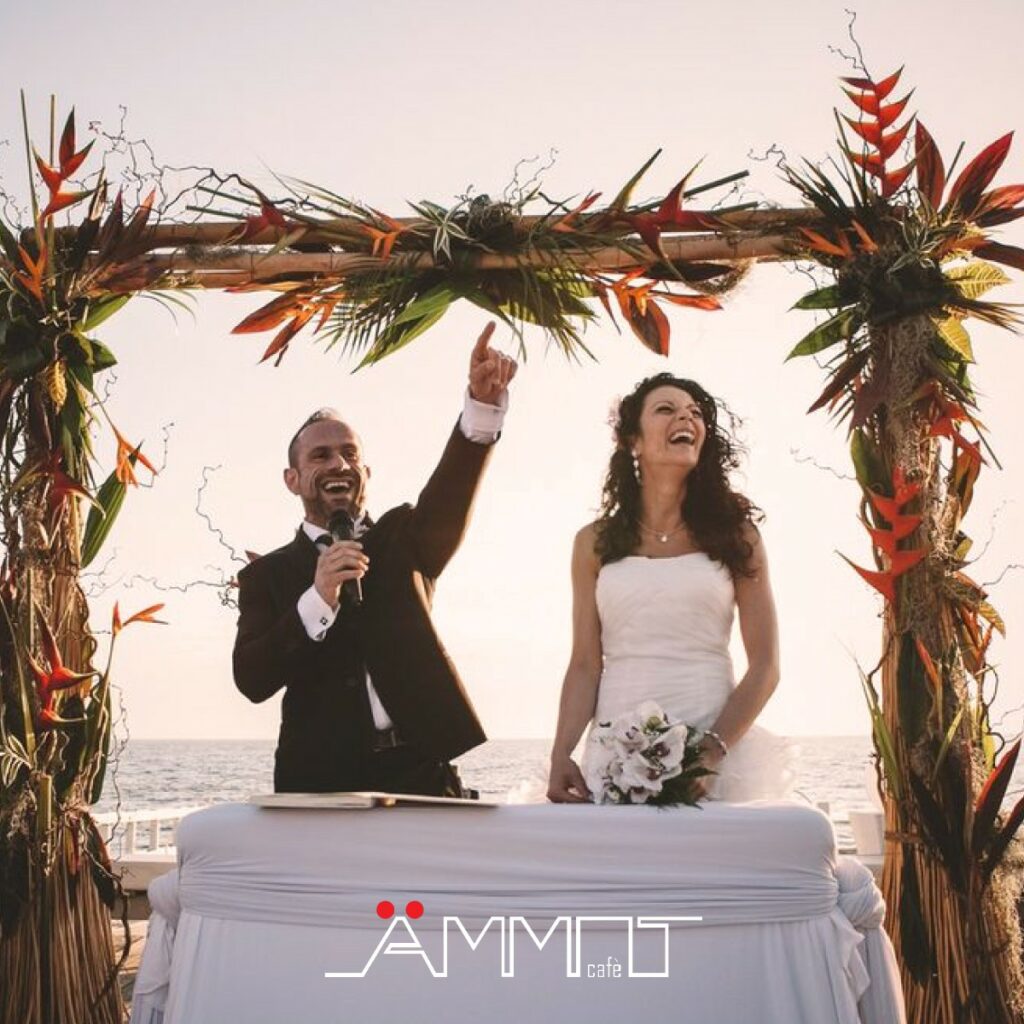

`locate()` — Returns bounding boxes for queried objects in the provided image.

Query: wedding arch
[1,66,1023,1023]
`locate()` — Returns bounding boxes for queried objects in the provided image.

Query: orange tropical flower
[111,601,166,636]
[361,209,409,260]
[799,228,849,259]
[15,244,47,303]
[845,465,927,601]
[112,426,158,486]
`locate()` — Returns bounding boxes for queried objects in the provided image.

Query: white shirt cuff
[297,585,337,641]
[459,388,507,444]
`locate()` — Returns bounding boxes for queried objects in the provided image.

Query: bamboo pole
[57,206,821,253]
[95,232,792,289]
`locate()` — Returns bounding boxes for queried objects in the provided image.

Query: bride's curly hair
[594,373,763,578]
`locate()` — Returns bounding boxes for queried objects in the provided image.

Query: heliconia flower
[841,67,904,102]
[881,164,915,196]
[112,601,166,636]
[33,150,63,193]
[60,139,94,180]
[847,464,929,598]
[840,547,926,603]
[888,547,927,575]
[839,68,917,198]
[875,93,915,131]
[625,169,714,258]
[868,466,921,524]
[57,109,95,178]
[41,189,92,220]
[32,118,97,223]
[891,466,920,504]
[842,556,898,603]
[235,194,290,244]
[866,515,921,557]
[16,244,47,302]
[846,149,886,177]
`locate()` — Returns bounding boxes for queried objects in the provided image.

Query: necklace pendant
[659,533,668,543]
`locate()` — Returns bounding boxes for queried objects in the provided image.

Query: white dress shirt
[295,389,507,729]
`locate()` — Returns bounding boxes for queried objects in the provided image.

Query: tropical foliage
[217,154,751,366]
[784,67,1024,1024]
[0,100,171,1024]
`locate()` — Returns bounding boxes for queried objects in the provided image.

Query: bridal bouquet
[588,701,713,806]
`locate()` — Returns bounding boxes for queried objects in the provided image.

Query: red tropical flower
[28,608,97,725]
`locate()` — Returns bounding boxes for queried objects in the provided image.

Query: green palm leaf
[786,308,859,360]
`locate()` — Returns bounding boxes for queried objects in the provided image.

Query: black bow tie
[310,516,372,548]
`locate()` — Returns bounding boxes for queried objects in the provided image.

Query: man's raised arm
[410,322,517,577]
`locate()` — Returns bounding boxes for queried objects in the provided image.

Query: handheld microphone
[327,509,363,607]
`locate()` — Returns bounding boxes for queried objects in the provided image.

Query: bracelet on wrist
[703,729,728,758]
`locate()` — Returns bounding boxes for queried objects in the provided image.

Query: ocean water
[93,736,878,847]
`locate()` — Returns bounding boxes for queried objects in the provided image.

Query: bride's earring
[631,451,641,485]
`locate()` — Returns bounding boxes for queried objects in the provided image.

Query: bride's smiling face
[632,386,706,477]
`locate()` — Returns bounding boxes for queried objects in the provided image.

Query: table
[130,800,905,1024]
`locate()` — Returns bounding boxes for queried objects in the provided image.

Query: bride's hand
[547,756,591,803]
[690,740,726,801]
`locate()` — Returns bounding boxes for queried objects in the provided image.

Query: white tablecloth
[131,801,904,1024]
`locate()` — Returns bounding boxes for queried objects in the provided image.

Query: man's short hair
[287,408,344,467]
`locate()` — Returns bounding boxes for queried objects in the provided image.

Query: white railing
[93,805,206,856]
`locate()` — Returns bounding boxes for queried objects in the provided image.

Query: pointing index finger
[471,321,496,360]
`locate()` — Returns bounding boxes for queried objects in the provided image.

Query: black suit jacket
[233,424,492,792]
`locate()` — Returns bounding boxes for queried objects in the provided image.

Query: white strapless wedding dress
[581,553,797,802]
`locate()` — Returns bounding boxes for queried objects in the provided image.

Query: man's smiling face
[284,418,371,528]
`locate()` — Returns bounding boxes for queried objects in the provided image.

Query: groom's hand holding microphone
[314,533,369,611]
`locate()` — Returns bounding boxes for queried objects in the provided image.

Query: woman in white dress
[547,373,794,803]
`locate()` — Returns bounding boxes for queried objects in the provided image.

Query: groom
[233,323,516,796]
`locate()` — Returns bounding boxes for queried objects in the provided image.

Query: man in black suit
[233,323,516,796]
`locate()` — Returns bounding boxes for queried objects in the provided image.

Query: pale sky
[2,0,1023,741]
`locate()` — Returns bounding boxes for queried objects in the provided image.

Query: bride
[547,373,795,804]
